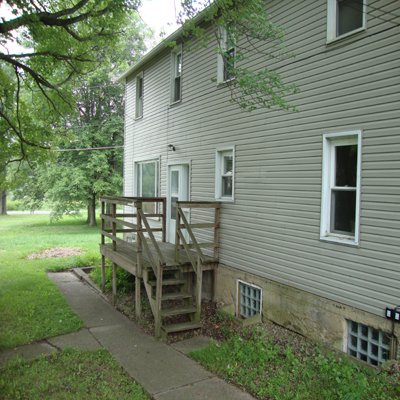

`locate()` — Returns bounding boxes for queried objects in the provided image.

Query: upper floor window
[215,146,235,202]
[135,72,143,119]
[170,46,182,103]
[327,0,366,43]
[320,131,362,245]
[217,27,236,83]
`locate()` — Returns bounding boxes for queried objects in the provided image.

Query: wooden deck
[99,196,220,338]
[100,241,218,276]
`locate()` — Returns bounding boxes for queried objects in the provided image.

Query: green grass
[0,214,102,350]
[190,328,400,400]
[0,348,150,399]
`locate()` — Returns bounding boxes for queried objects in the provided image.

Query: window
[347,321,390,366]
[135,72,143,119]
[135,159,159,213]
[320,131,361,245]
[217,27,236,83]
[327,0,366,42]
[215,147,234,201]
[238,281,262,318]
[170,46,182,103]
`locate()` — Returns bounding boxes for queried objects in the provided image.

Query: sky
[139,0,182,37]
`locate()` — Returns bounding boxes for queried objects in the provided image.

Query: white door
[167,164,189,243]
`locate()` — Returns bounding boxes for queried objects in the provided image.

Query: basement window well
[347,321,390,366]
[237,281,262,318]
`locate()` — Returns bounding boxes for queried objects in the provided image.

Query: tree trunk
[0,189,6,215]
[87,194,97,226]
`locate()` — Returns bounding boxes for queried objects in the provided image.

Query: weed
[189,328,400,400]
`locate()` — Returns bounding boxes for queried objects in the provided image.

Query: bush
[91,265,135,294]
[6,200,24,211]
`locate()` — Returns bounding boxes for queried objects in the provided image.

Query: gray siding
[123,0,400,317]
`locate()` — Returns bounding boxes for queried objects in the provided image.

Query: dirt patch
[27,248,84,259]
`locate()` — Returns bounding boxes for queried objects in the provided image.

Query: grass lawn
[0,214,101,350]
[0,348,149,399]
[190,327,400,400]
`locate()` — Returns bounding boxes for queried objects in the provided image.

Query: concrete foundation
[216,263,399,360]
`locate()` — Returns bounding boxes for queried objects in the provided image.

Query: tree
[176,0,300,112]
[0,0,140,170]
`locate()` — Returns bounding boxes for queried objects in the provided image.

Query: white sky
[139,0,182,37]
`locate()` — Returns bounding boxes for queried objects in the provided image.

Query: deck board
[100,241,217,275]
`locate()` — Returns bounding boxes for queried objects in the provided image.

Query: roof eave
[116,10,207,83]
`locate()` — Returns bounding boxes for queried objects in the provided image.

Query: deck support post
[135,200,142,318]
[112,262,117,306]
[195,256,203,322]
[101,255,106,293]
[155,261,163,338]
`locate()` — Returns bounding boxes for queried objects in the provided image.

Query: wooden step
[152,292,192,301]
[161,321,202,335]
[147,278,186,287]
[161,307,197,317]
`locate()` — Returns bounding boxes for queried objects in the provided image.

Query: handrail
[175,201,220,271]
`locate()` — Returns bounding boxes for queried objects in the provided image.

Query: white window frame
[134,158,160,198]
[170,46,182,104]
[135,71,144,119]
[215,146,235,202]
[217,26,236,84]
[320,130,362,246]
[327,0,367,43]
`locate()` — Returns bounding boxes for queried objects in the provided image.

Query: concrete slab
[47,273,128,327]
[90,323,212,395]
[47,272,80,283]
[154,377,255,400]
[0,342,54,368]
[171,335,214,355]
[48,329,102,351]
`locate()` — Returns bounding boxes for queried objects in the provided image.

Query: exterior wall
[122,0,400,352]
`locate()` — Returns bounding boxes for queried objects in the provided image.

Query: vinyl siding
[123,0,400,317]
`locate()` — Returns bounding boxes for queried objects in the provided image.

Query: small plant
[91,265,135,294]
[67,252,101,268]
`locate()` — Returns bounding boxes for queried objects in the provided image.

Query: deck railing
[175,201,220,318]
[100,196,167,316]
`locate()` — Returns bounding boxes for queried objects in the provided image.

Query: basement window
[347,321,390,366]
[238,281,261,318]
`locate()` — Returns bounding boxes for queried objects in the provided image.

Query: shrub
[91,265,135,294]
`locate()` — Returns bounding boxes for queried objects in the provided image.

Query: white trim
[166,163,191,243]
[170,45,182,105]
[320,130,362,246]
[135,71,144,119]
[133,157,160,197]
[217,26,236,84]
[236,279,263,318]
[326,0,367,43]
[215,145,235,202]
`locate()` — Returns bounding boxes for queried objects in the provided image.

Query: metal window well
[239,282,261,318]
[347,320,390,366]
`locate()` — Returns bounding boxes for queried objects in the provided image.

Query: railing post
[162,198,166,242]
[112,203,117,251]
[135,200,143,318]
[214,204,220,259]
[175,204,181,263]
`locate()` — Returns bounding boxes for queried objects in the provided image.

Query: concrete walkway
[1,271,254,400]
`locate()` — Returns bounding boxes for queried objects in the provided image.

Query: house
[113,0,400,365]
